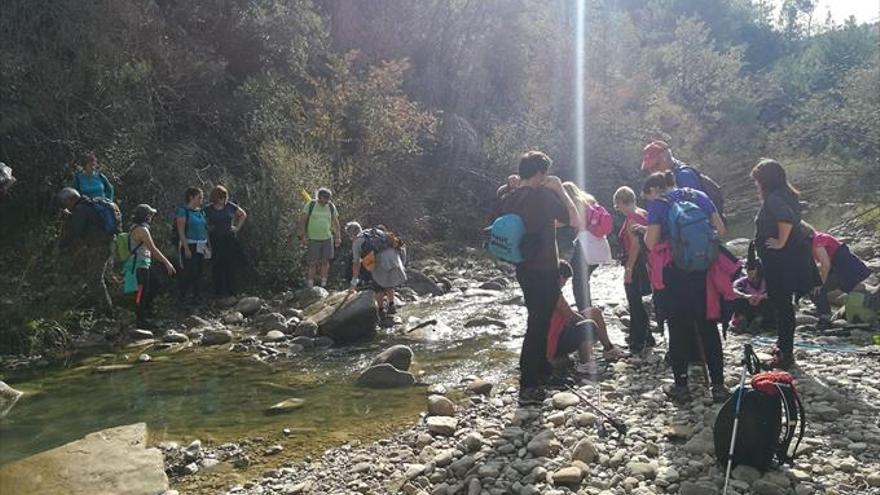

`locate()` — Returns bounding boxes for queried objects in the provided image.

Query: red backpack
[586,204,613,238]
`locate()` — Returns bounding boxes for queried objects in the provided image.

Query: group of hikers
[490,141,872,406]
[56,152,409,329]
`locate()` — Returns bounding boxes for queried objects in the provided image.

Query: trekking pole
[722,343,752,495]
[693,324,710,389]
[565,385,627,436]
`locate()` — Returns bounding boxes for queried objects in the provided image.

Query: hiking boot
[518,387,546,406]
[711,384,731,403]
[663,384,692,403]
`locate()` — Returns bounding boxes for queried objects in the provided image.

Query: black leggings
[211,234,240,297]
[516,267,560,388]
[663,265,724,386]
[179,244,204,300]
[624,267,650,351]
[135,266,158,323]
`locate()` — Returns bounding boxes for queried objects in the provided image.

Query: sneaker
[518,387,546,406]
[603,346,627,362]
[663,384,692,403]
[711,384,731,403]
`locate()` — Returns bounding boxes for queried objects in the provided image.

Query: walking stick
[565,385,627,436]
[722,344,753,495]
[693,323,710,388]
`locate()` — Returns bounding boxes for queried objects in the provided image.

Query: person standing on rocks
[126,204,176,328]
[206,185,247,298]
[176,187,209,307]
[562,181,611,312]
[300,188,341,288]
[641,172,729,403]
[499,151,579,405]
[751,160,821,369]
[346,221,407,318]
[613,186,653,353]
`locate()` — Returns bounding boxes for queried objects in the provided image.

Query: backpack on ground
[675,165,725,216]
[585,204,613,238]
[486,214,526,264]
[87,197,121,235]
[714,370,805,471]
[662,191,719,271]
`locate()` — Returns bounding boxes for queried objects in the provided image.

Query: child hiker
[731,242,774,333]
[547,260,626,382]
[613,186,654,354]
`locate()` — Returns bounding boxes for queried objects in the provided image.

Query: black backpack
[675,164,725,217]
[359,228,390,258]
[714,371,805,471]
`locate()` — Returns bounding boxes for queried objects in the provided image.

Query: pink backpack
[586,204,613,238]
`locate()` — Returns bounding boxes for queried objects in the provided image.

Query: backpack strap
[74,172,81,192]
[306,200,317,228]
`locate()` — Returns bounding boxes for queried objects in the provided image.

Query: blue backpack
[662,193,718,271]
[88,197,122,235]
[486,214,526,264]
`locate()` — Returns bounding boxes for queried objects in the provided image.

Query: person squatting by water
[499,151,580,406]
[125,204,176,329]
[176,187,210,307]
[301,187,341,289]
[640,171,730,403]
[751,159,821,369]
[547,260,627,382]
[205,185,247,298]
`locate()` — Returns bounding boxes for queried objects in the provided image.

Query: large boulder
[406,270,445,297]
[303,290,378,343]
[372,344,414,371]
[356,364,416,389]
[0,380,23,417]
[0,423,168,495]
[291,287,329,309]
[234,296,263,316]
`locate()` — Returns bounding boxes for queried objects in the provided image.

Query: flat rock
[626,461,657,479]
[463,317,507,329]
[95,364,134,373]
[162,330,189,343]
[265,398,306,415]
[426,416,458,436]
[372,344,414,371]
[356,364,415,389]
[0,423,168,495]
[291,287,328,309]
[0,380,23,417]
[527,430,560,458]
[551,391,579,409]
[201,329,233,346]
[427,395,455,417]
[234,296,263,316]
[222,311,245,324]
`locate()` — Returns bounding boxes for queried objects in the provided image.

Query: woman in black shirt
[751,160,820,369]
[206,185,247,297]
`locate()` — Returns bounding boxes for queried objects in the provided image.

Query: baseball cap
[640,140,670,170]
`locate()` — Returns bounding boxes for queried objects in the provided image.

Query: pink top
[812,232,841,263]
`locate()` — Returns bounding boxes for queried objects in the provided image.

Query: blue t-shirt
[647,188,717,236]
[176,207,208,241]
[671,160,702,191]
[74,172,114,201]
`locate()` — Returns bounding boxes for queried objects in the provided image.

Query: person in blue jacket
[73,151,114,201]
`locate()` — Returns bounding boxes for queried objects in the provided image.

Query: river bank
[1,226,879,494]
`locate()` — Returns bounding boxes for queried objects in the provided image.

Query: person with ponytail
[640,171,728,403]
[751,159,820,369]
[127,204,176,328]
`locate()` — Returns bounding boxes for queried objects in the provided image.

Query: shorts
[307,239,334,262]
[555,319,595,357]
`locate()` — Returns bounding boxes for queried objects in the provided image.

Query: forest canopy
[1,0,878,261]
